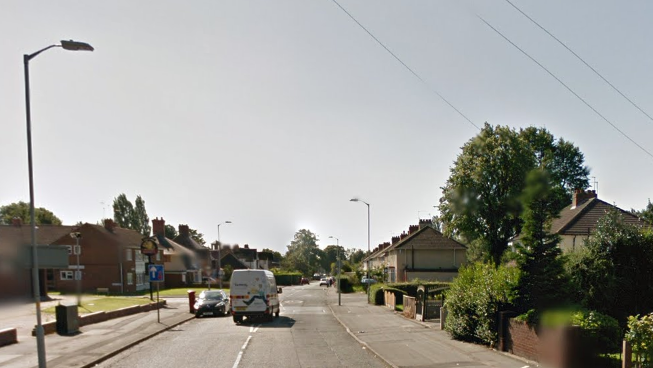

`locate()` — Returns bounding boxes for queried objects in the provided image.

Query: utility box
[55,303,79,335]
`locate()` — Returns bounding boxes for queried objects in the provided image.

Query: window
[127,272,133,285]
[156,251,161,261]
[125,249,132,261]
[135,252,143,262]
[66,245,73,255]
[60,271,73,280]
[136,273,144,285]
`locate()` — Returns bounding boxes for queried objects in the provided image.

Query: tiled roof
[0,224,76,248]
[172,233,205,252]
[366,226,466,261]
[550,197,645,235]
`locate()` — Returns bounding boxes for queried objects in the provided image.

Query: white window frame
[125,249,132,261]
[127,272,133,285]
[156,251,161,261]
[136,273,144,285]
[60,270,73,281]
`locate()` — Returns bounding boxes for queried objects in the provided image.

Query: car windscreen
[200,292,224,300]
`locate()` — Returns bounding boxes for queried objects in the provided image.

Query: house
[172,224,211,283]
[364,219,467,283]
[151,218,199,288]
[49,219,164,294]
[0,218,75,299]
[232,244,259,269]
[550,189,646,252]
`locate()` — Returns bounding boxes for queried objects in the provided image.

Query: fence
[384,290,396,310]
[403,295,416,319]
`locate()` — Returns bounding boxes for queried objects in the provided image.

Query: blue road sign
[148,264,164,283]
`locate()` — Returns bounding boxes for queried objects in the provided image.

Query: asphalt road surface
[98,284,389,368]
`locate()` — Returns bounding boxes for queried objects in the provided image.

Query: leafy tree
[566,210,653,323]
[439,124,589,264]
[112,194,135,229]
[131,195,151,236]
[323,245,344,271]
[282,229,324,276]
[189,228,205,246]
[346,248,366,264]
[0,201,62,225]
[515,169,567,313]
[262,248,283,262]
[164,224,178,239]
[631,199,653,224]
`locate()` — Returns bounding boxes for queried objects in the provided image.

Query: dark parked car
[194,290,229,318]
[301,277,309,285]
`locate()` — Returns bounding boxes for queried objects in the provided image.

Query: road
[97,283,389,368]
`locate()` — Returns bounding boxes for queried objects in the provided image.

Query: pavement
[0,289,541,368]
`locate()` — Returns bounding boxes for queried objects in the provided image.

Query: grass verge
[43,297,152,315]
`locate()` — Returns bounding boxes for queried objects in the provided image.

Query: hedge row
[274,272,302,286]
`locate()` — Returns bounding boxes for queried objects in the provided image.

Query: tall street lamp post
[70,232,82,306]
[217,221,232,289]
[24,39,94,368]
[328,236,341,306]
[350,198,370,299]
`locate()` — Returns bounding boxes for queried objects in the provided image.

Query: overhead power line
[503,0,653,125]
[477,15,653,159]
[331,0,479,130]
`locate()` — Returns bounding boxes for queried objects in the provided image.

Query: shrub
[541,308,621,354]
[625,313,653,367]
[337,275,354,293]
[369,283,385,305]
[444,262,520,346]
[272,271,302,285]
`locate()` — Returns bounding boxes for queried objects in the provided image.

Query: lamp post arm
[25,45,60,62]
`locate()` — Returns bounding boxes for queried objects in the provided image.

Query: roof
[550,197,645,235]
[172,232,205,252]
[0,224,76,248]
[366,226,466,261]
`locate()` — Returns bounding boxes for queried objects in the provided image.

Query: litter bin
[55,303,79,335]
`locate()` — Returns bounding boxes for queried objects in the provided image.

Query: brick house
[0,219,75,299]
[550,190,646,252]
[364,219,467,283]
[49,219,163,294]
[172,224,207,283]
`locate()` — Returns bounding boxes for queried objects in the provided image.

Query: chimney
[178,224,190,236]
[391,236,400,245]
[11,217,22,227]
[572,189,597,208]
[104,219,116,232]
[419,219,433,229]
[400,231,408,240]
[244,244,249,249]
[408,225,419,234]
[152,217,165,236]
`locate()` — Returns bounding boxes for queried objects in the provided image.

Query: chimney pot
[179,224,190,235]
[104,219,116,232]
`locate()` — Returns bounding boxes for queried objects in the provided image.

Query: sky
[2,1,653,254]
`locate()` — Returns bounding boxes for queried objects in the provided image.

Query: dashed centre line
[233,325,261,368]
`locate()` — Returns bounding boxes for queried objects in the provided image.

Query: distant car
[361,277,377,284]
[301,277,309,285]
[312,273,321,280]
[194,290,229,318]
[319,278,328,286]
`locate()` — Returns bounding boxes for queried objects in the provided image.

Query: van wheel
[233,315,242,323]
[274,308,279,318]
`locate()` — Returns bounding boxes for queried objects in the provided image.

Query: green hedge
[444,262,520,346]
[337,276,354,293]
[273,272,302,286]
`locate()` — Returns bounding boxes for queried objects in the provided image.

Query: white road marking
[232,335,253,368]
[521,366,530,368]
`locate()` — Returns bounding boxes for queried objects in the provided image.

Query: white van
[229,269,282,323]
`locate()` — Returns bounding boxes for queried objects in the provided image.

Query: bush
[444,262,520,346]
[337,275,354,293]
[369,283,385,305]
[541,308,621,354]
[625,313,653,366]
[272,271,302,286]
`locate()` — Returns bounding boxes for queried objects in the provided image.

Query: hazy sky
[2,1,653,254]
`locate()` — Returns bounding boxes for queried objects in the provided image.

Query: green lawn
[43,297,152,315]
[157,287,230,297]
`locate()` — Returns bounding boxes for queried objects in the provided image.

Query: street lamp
[24,39,94,368]
[217,221,232,289]
[70,232,82,306]
[328,236,341,306]
[350,198,371,300]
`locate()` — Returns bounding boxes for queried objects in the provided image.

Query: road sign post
[148,264,164,323]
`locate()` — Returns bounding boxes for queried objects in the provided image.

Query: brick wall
[0,328,17,347]
[500,316,583,368]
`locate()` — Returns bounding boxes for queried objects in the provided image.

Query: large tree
[112,194,135,229]
[131,195,151,236]
[439,124,589,264]
[282,229,324,276]
[515,169,567,313]
[0,201,62,225]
